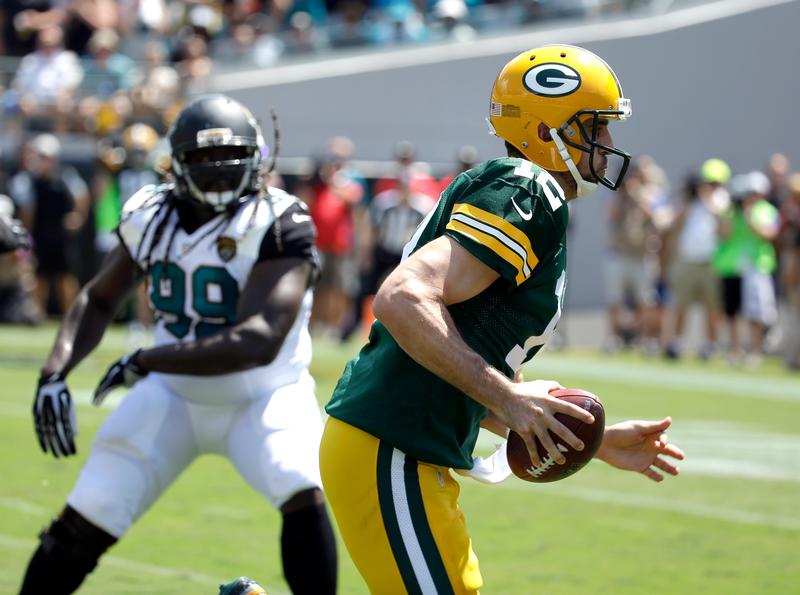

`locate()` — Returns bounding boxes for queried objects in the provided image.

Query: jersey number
[514,160,564,211]
[150,263,239,339]
[504,270,567,371]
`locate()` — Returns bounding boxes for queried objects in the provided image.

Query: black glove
[93,349,149,405]
[33,372,77,458]
[0,215,31,253]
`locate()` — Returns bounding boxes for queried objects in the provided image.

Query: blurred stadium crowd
[0,0,797,372]
[602,154,800,371]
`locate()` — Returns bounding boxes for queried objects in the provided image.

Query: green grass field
[1,323,798,594]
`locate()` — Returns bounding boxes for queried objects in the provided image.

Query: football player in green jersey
[321,45,685,593]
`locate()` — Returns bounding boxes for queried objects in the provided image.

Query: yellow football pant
[319,417,483,594]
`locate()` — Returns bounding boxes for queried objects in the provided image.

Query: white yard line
[210,0,795,91]
[526,355,800,402]
[535,485,800,531]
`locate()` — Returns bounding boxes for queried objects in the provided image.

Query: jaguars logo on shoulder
[217,236,237,262]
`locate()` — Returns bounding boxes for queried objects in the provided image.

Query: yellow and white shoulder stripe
[447,203,538,285]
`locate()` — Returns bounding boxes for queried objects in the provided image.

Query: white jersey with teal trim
[118,185,315,403]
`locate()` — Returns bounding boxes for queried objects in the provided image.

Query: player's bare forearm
[138,259,311,376]
[42,247,141,377]
[375,237,594,467]
[373,238,515,414]
[136,318,279,375]
[42,291,113,377]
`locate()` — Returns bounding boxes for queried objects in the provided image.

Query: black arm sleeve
[258,201,320,277]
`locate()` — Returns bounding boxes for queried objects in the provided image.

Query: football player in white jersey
[21,95,337,595]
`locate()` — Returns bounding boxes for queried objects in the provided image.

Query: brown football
[506,388,605,483]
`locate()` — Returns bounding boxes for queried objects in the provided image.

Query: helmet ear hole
[537,123,552,141]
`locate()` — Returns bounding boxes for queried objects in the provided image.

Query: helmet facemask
[551,100,632,196]
[173,145,261,212]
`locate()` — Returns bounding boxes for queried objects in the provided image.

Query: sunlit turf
[0,323,798,594]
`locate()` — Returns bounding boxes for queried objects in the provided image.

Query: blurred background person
[662,160,730,360]
[437,143,478,194]
[340,169,430,342]
[781,173,800,370]
[765,152,790,209]
[713,173,752,365]
[0,194,39,324]
[738,171,781,367]
[373,140,438,205]
[603,156,665,354]
[7,134,89,317]
[308,145,364,336]
[92,122,160,260]
[7,24,83,132]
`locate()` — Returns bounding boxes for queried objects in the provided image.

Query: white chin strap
[550,128,598,197]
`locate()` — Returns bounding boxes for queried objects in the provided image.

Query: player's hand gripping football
[597,417,685,482]
[33,372,77,457]
[93,349,149,405]
[497,378,594,469]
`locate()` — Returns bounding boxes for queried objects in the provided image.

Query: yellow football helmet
[488,44,632,195]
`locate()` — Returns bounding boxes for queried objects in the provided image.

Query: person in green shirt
[320,45,685,593]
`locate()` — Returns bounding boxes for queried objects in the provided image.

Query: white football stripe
[450,212,532,277]
[389,448,437,594]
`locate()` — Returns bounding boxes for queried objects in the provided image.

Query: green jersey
[325,158,569,469]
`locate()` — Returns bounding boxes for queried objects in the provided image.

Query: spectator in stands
[80,28,139,98]
[438,144,478,194]
[368,169,430,279]
[663,162,730,360]
[782,174,800,370]
[429,0,476,41]
[9,24,83,131]
[765,152,790,208]
[61,0,120,56]
[374,140,439,206]
[700,157,732,213]
[328,0,371,48]
[0,0,62,57]
[738,171,780,367]
[309,147,364,336]
[370,0,429,45]
[176,33,214,94]
[129,41,182,132]
[93,123,160,259]
[0,194,39,324]
[7,134,89,316]
[75,27,139,134]
[713,174,752,364]
[603,156,665,354]
[781,173,800,370]
[341,169,430,342]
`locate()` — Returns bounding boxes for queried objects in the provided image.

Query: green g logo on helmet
[523,63,582,97]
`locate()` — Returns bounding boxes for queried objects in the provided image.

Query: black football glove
[33,372,77,458]
[93,349,149,405]
[0,215,31,253]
